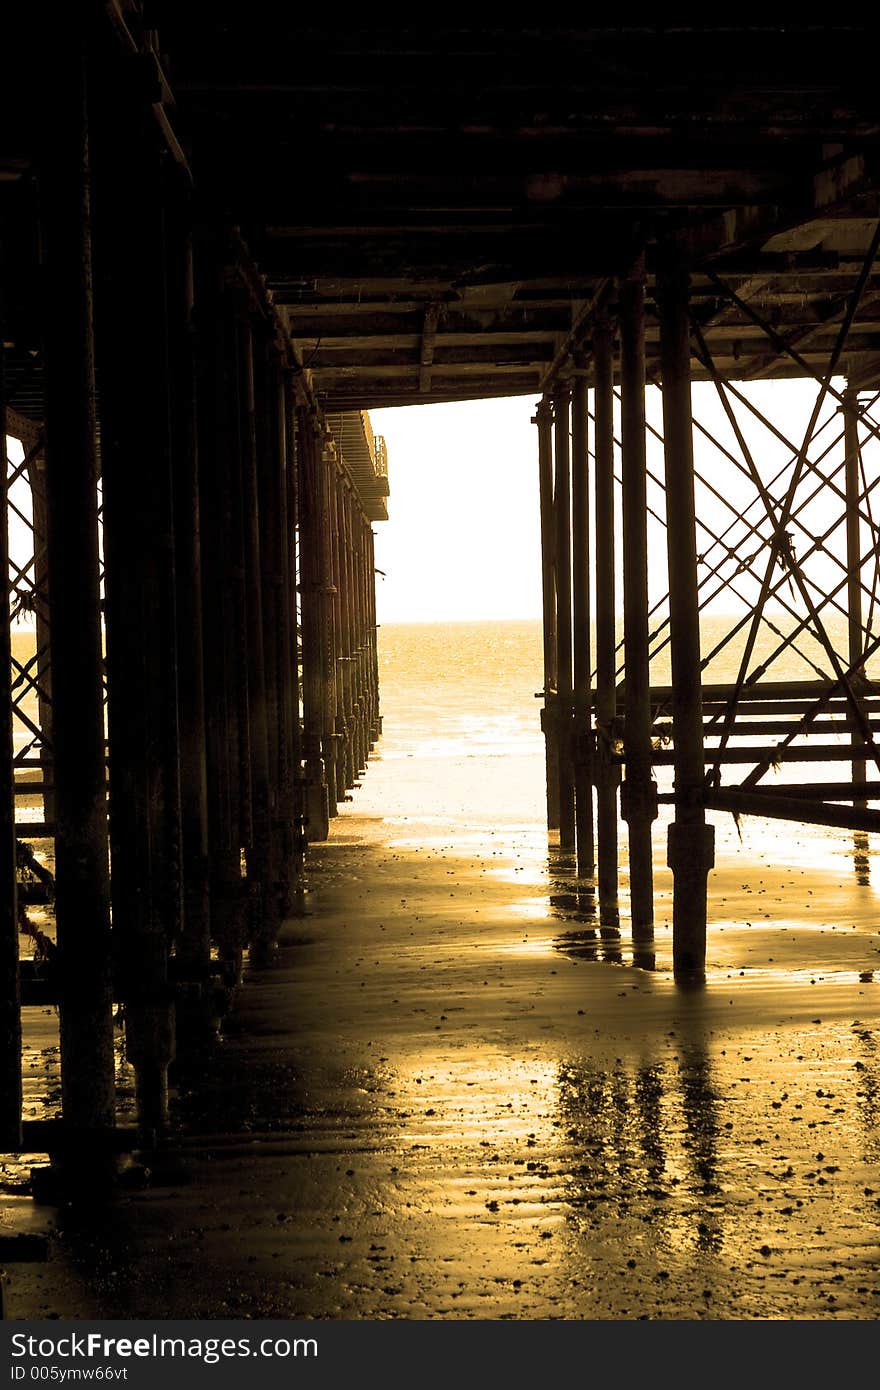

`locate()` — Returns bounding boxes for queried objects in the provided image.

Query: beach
[3,619,880,1319]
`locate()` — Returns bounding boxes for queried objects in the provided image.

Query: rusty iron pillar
[658,261,715,975]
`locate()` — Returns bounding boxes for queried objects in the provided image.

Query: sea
[347,613,879,890]
[10,609,878,894]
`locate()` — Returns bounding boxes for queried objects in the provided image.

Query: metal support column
[168,190,211,1007]
[97,117,180,1137]
[658,262,714,974]
[618,261,656,941]
[194,237,246,975]
[571,359,595,878]
[535,397,559,830]
[355,518,368,759]
[40,43,116,1159]
[344,489,364,780]
[320,442,339,817]
[282,378,305,876]
[254,328,285,927]
[339,483,359,786]
[844,385,867,809]
[1,253,22,1151]
[238,315,273,958]
[357,512,369,769]
[297,407,330,840]
[345,497,359,782]
[367,527,381,740]
[554,388,575,850]
[593,316,620,928]
[327,464,348,799]
[270,356,298,901]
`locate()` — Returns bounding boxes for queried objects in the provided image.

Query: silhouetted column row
[3,30,383,1174]
[536,382,596,874]
[1,17,390,1184]
[537,260,711,975]
[296,425,381,835]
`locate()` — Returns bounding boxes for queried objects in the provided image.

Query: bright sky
[371,378,864,626]
[370,398,541,624]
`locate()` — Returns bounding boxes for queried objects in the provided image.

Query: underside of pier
[2,13,880,1316]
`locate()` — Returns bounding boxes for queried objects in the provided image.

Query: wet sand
[3,773,880,1320]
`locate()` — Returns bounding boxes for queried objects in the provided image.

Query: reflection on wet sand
[556,1022,724,1276]
[546,847,655,970]
[853,831,871,887]
[854,1022,880,1157]
[6,820,880,1318]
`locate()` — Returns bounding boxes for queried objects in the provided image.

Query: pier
[2,16,880,1318]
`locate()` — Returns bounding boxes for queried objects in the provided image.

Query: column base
[667,820,715,976]
[303,775,329,841]
[667,820,715,874]
[125,1001,175,1139]
[620,776,658,826]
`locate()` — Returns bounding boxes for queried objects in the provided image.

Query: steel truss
[537,222,880,973]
